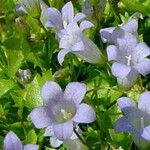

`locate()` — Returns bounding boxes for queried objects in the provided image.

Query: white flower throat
[60,109,72,121]
[52,101,76,123]
[63,20,68,28]
[125,55,132,66]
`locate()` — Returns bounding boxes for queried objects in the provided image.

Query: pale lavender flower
[3,131,39,150]
[106,28,150,88]
[29,81,95,141]
[40,1,98,64]
[58,22,102,64]
[43,1,87,32]
[100,12,143,43]
[114,92,150,148]
[100,12,150,88]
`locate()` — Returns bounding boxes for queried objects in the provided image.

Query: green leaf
[0,79,15,97]
[24,129,37,145]
[7,122,31,139]
[0,136,3,150]
[0,105,4,116]
[3,37,22,50]
[24,76,43,109]
[109,129,132,149]
[37,69,52,86]
[121,0,150,17]
[6,50,24,77]
[45,147,56,150]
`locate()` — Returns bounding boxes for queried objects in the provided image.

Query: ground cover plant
[1,0,150,149]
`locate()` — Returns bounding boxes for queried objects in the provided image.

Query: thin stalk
[73,129,87,146]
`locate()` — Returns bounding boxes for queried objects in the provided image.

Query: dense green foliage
[1,0,150,149]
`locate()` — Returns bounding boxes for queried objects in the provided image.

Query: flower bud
[19,0,41,18]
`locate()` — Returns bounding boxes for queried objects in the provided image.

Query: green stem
[73,129,88,148]
[37,19,48,33]
[108,0,121,23]
[86,86,123,94]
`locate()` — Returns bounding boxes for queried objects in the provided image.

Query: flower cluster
[100,13,150,88]
[114,92,150,148]
[5,0,150,149]
[40,1,103,65]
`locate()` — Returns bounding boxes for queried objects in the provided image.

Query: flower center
[60,109,73,121]
[52,101,76,123]
[125,55,132,66]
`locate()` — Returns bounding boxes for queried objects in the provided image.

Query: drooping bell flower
[43,1,87,33]
[58,22,103,65]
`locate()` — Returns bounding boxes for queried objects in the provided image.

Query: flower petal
[50,137,63,148]
[121,19,138,35]
[64,82,86,106]
[4,131,23,150]
[133,42,150,63]
[73,103,95,123]
[40,81,63,104]
[46,8,63,30]
[117,68,138,89]
[111,62,131,79]
[44,126,54,137]
[106,45,118,61]
[111,28,137,46]
[130,12,143,20]
[114,117,133,133]
[65,22,80,35]
[29,107,53,128]
[134,59,150,76]
[53,121,73,140]
[138,91,150,114]
[73,34,101,63]
[80,20,94,31]
[59,35,72,49]
[117,97,136,109]
[71,41,84,51]
[61,1,74,24]
[57,49,70,65]
[99,27,115,43]
[40,1,49,27]
[24,144,39,150]
[139,125,150,141]
[74,13,86,22]
[117,97,136,115]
